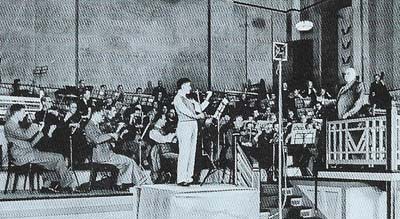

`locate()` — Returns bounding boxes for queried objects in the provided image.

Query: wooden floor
[0,189,131,201]
[0,189,136,219]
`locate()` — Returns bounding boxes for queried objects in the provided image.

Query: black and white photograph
[0,0,399,218]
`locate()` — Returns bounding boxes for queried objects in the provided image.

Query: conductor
[173,78,212,186]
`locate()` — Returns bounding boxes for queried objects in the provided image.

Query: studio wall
[368,0,399,92]
[210,1,246,92]
[78,0,208,93]
[0,0,76,87]
[0,0,289,93]
[299,0,351,95]
[299,0,400,96]
[210,0,287,92]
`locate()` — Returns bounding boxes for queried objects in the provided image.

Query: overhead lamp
[295,20,314,32]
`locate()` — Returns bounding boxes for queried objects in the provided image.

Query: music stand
[200,98,229,186]
[69,130,80,185]
[289,126,316,177]
[290,129,316,145]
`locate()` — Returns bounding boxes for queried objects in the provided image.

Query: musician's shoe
[71,187,86,194]
[177,182,190,187]
[115,184,129,192]
[38,181,61,193]
[122,183,134,191]
[58,185,86,194]
[150,171,159,183]
[163,172,172,184]
[40,187,58,194]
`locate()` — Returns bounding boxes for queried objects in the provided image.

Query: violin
[239,129,258,136]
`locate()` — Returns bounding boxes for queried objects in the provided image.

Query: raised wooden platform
[0,191,135,218]
[319,171,400,181]
[287,174,400,219]
[132,184,259,219]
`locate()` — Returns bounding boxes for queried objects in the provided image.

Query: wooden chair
[86,143,119,191]
[4,142,45,194]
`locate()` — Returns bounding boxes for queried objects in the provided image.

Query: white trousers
[176,121,198,184]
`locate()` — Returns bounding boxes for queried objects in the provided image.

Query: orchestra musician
[149,117,178,183]
[84,106,153,190]
[4,104,78,193]
[33,96,65,155]
[173,78,212,186]
[55,101,89,166]
[77,89,94,120]
[369,72,391,110]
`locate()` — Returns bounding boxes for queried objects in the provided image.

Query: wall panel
[78,0,208,92]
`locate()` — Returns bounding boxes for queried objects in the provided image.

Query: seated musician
[317,88,332,103]
[314,102,328,119]
[287,88,304,112]
[152,80,167,104]
[113,84,125,103]
[302,80,318,105]
[236,93,250,119]
[239,120,274,170]
[91,85,105,107]
[84,106,153,190]
[53,101,88,166]
[147,101,159,118]
[34,96,66,156]
[287,110,299,124]
[77,79,86,96]
[99,106,136,158]
[149,117,178,183]
[114,101,126,121]
[4,104,78,192]
[253,110,263,121]
[98,84,108,100]
[77,89,94,120]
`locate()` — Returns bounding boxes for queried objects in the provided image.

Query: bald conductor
[173,78,212,186]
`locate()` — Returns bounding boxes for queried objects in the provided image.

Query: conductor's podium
[132,184,259,219]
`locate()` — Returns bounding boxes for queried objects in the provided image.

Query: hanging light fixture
[295,20,314,31]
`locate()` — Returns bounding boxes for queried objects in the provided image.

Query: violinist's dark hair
[177,78,191,90]
[91,105,103,114]
[9,104,25,116]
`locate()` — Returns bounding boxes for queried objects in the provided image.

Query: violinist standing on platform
[173,78,212,186]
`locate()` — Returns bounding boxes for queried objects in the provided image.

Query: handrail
[326,116,389,168]
[326,101,400,170]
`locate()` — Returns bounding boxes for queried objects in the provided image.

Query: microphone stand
[200,95,228,186]
[200,119,220,186]
[68,123,81,186]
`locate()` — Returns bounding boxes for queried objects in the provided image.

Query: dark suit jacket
[337,80,365,119]
[369,81,391,109]
[77,99,94,116]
